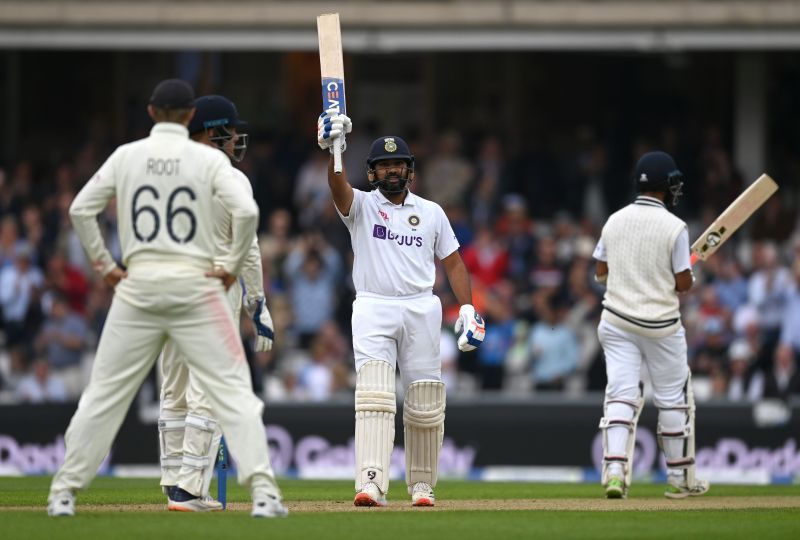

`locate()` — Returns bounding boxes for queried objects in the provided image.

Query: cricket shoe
[47,490,75,517]
[354,482,387,507]
[167,486,222,512]
[251,494,288,518]
[410,482,435,507]
[664,478,710,500]
[604,476,626,499]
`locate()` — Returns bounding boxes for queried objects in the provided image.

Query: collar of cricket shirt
[151,122,190,138]
[634,195,666,209]
[373,188,417,207]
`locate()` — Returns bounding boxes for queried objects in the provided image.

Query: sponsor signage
[1,401,797,480]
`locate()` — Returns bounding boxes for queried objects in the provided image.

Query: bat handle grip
[333,138,343,174]
[690,252,699,266]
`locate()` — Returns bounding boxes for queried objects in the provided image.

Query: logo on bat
[706,232,722,247]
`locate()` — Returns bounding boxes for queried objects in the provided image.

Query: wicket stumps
[216,437,228,509]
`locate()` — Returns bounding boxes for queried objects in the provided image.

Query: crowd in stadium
[1,122,798,405]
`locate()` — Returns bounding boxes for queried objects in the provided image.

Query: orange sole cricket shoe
[354,483,387,507]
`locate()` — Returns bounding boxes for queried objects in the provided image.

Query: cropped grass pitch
[1,477,799,539]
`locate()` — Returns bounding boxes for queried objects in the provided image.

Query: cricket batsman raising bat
[317,12,347,174]
[593,151,709,500]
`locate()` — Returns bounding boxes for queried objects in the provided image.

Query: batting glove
[244,297,275,352]
[317,109,352,152]
[454,304,486,352]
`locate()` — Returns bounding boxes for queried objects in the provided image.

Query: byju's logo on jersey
[373,224,422,247]
[373,224,387,239]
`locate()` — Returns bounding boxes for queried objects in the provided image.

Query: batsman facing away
[317,110,486,507]
[593,151,709,500]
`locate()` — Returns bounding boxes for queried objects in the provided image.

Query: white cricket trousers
[161,280,243,417]
[50,281,279,498]
[598,319,689,407]
[352,292,443,390]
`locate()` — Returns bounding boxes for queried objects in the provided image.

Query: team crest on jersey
[640,173,648,181]
[384,138,397,152]
[408,215,420,227]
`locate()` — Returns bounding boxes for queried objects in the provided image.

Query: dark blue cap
[366,136,414,167]
[149,79,195,109]
[188,95,247,135]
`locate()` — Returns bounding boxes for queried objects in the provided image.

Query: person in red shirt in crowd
[462,226,509,288]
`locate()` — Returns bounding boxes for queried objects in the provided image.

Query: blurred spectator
[747,241,793,368]
[462,226,509,288]
[52,191,91,275]
[476,282,516,390]
[692,318,730,377]
[0,243,44,354]
[712,255,749,313]
[421,131,474,208]
[293,150,331,231]
[528,235,564,318]
[15,357,68,403]
[20,204,46,266]
[44,251,90,315]
[0,215,23,269]
[779,256,800,356]
[296,335,335,401]
[562,256,602,391]
[284,234,342,346]
[762,344,800,400]
[259,208,294,293]
[34,292,89,398]
[494,194,535,288]
[527,296,579,391]
[445,205,474,248]
[726,339,763,402]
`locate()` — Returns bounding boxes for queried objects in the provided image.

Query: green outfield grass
[0,477,798,540]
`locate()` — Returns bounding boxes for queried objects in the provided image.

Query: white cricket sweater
[600,196,686,337]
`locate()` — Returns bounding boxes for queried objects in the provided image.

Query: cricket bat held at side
[690,173,779,265]
[317,13,347,174]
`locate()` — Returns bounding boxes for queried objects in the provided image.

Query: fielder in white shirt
[593,150,709,501]
[157,94,277,512]
[317,110,486,508]
[47,80,286,518]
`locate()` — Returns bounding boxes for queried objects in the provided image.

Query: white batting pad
[158,416,185,488]
[403,380,446,488]
[657,375,697,486]
[179,413,218,496]
[355,360,396,493]
[599,392,644,489]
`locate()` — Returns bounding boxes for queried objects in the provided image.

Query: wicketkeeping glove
[244,297,275,352]
[317,109,352,152]
[454,304,486,352]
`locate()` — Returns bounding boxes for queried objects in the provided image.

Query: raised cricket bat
[690,173,778,265]
[317,13,346,174]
